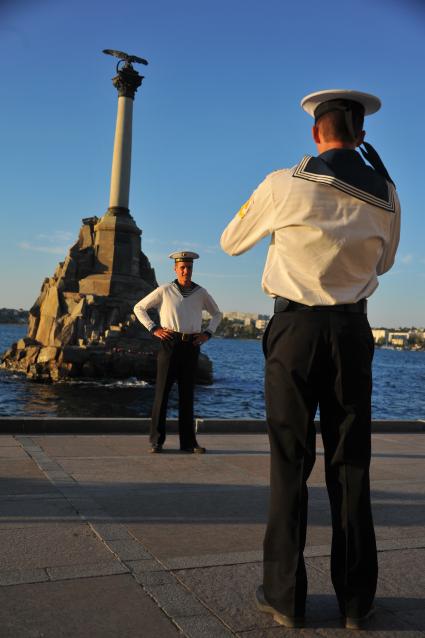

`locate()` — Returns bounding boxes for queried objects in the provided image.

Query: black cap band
[314,99,365,124]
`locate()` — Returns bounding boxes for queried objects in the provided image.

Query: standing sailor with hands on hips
[221,89,400,629]
[134,251,222,454]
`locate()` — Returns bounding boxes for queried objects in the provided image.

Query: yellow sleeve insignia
[237,196,253,219]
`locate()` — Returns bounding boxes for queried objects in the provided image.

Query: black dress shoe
[150,445,163,454]
[180,445,206,454]
[255,585,304,628]
[344,607,375,629]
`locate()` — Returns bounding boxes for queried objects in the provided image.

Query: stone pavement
[0,432,424,637]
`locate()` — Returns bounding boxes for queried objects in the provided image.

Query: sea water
[0,325,424,420]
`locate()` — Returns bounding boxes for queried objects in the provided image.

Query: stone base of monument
[1,336,213,385]
[0,215,213,385]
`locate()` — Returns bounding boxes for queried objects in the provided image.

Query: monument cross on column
[103,49,148,217]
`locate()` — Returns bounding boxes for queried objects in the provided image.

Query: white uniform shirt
[134,282,222,334]
[221,154,400,305]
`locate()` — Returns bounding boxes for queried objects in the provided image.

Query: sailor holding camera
[221,89,400,629]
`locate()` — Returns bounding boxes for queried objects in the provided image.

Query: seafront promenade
[0,421,424,637]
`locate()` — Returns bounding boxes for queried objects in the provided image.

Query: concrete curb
[0,417,154,434]
[196,418,425,434]
[0,417,424,434]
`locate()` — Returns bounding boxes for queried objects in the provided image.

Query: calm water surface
[0,324,424,419]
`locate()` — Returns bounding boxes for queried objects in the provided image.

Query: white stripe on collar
[293,155,396,213]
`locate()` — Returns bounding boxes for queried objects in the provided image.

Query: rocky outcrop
[1,213,213,384]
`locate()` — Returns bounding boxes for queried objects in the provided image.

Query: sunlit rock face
[1,216,213,385]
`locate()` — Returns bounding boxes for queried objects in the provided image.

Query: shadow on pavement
[0,478,424,529]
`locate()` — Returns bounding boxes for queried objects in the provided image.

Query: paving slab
[0,575,180,638]
[236,629,322,637]
[0,459,57,497]
[375,549,425,606]
[90,522,133,540]
[33,434,149,458]
[0,431,423,637]
[307,552,425,616]
[0,495,79,527]
[46,559,129,581]
[105,538,152,560]
[175,614,234,637]
[0,522,115,570]
[127,521,267,559]
[0,446,28,459]
[175,560,343,633]
[0,567,49,586]
[0,436,22,447]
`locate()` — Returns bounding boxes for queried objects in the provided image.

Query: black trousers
[151,338,200,449]
[263,310,377,618]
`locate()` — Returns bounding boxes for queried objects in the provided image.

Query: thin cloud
[145,252,169,263]
[144,237,219,254]
[203,245,219,254]
[169,240,202,249]
[145,238,201,248]
[18,241,69,255]
[195,271,251,278]
[399,254,414,265]
[36,231,74,243]
[18,229,76,255]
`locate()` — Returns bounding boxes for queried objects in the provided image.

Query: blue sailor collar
[293,148,396,212]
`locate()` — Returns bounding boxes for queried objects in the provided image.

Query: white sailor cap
[301,89,381,121]
[169,251,200,263]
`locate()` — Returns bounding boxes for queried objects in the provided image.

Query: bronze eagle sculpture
[103,49,149,70]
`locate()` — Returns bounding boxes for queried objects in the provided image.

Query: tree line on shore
[0,308,29,324]
[1,309,424,348]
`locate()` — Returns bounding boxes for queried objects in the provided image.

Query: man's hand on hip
[193,333,209,346]
[153,327,174,341]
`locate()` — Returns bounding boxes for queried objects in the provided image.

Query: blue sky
[0,0,424,327]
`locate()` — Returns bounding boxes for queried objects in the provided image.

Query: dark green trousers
[263,309,377,618]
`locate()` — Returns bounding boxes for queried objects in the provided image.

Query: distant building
[223,311,256,321]
[255,319,268,330]
[222,311,270,322]
[371,329,388,344]
[388,331,410,347]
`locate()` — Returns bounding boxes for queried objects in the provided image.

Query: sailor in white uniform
[221,89,400,629]
[134,251,222,453]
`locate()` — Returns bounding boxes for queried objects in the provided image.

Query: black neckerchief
[292,149,396,212]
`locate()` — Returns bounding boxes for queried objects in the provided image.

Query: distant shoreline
[0,322,423,351]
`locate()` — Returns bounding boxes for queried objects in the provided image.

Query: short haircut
[317,109,364,143]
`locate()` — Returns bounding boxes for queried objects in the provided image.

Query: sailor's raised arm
[376,186,401,275]
[220,176,275,255]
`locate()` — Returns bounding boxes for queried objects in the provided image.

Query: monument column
[79,51,150,295]
[107,63,143,216]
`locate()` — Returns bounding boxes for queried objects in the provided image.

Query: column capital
[112,65,143,99]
